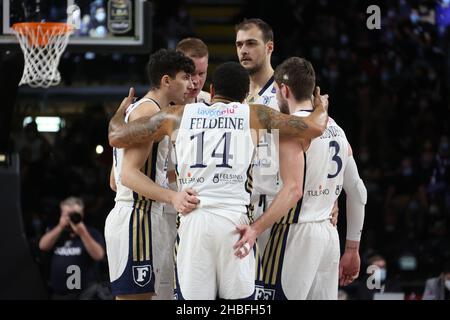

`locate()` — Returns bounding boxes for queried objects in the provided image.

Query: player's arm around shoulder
[109,88,177,148]
[249,87,328,140]
[121,104,197,213]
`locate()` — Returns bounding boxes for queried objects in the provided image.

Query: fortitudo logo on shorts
[133,265,152,287]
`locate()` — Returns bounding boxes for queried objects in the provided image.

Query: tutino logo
[178,176,205,185]
[133,265,152,287]
[307,185,330,197]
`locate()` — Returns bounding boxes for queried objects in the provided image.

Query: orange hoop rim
[12,22,74,34]
[12,22,74,46]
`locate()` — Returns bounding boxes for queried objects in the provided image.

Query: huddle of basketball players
[105,18,366,300]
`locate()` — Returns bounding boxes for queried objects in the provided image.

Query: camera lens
[69,212,82,224]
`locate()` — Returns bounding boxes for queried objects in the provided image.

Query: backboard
[1,0,152,53]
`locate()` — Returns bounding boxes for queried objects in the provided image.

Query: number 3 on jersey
[328,141,342,179]
[190,131,233,168]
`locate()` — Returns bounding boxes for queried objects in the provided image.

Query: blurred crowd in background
[9,0,449,299]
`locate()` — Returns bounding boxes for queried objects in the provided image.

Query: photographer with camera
[39,197,105,299]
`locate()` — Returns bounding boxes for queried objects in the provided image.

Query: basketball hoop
[12,22,74,88]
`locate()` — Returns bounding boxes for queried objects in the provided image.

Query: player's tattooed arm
[251,86,328,139]
[108,88,182,148]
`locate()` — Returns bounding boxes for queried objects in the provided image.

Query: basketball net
[12,6,80,88]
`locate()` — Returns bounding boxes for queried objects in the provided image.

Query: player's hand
[116,87,135,119]
[339,250,361,286]
[233,225,257,259]
[330,201,339,227]
[173,188,199,214]
[313,86,328,112]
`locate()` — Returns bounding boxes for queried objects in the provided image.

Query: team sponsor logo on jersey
[335,184,343,195]
[133,265,152,287]
[252,157,272,168]
[196,104,238,117]
[212,173,244,184]
[306,184,330,197]
[178,176,205,185]
[262,95,272,105]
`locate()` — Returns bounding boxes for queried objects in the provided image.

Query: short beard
[246,62,263,76]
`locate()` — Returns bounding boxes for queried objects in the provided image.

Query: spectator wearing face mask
[354,254,403,300]
[423,261,450,300]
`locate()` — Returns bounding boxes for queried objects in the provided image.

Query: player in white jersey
[105,49,200,300]
[147,38,213,300]
[176,37,211,104]
[234,57,366,300]
[235,21,338,287]
[235,18,280,257]
[108,61,329,299]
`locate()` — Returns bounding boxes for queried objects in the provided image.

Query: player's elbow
[108,132,126,149]
[120,170,132,189]
[110,180,117,192]
[310,121,326,139]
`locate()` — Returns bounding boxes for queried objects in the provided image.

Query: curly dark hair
[212,62,249,102]
[146,49,195,89]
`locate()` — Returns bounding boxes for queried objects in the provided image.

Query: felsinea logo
[212,173,244,184]
[197,104,238,117]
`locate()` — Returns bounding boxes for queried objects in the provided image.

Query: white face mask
[379,268,387,282]
[374,268,386,282]
[445,280,450,291]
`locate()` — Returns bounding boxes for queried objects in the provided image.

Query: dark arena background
[0,0,449,303]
